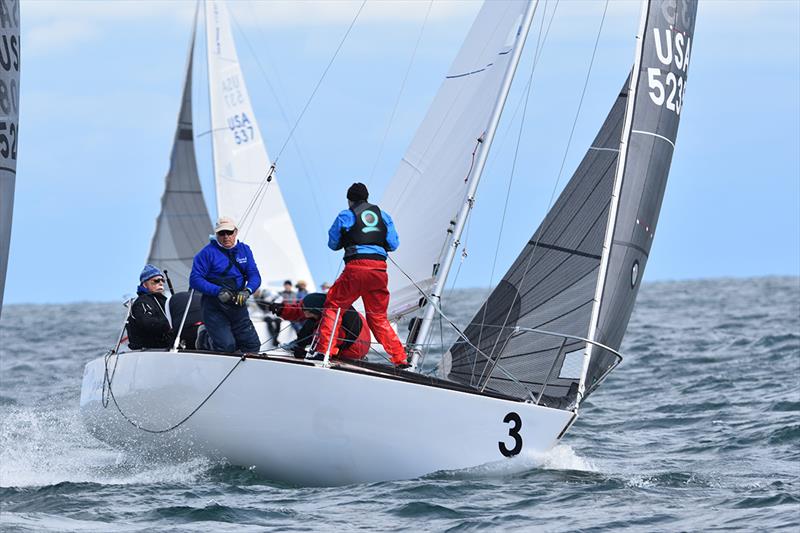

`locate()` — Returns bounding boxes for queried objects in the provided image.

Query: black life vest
[341,202,388,257]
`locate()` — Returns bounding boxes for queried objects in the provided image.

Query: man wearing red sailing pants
[315,182,408,367]
[190,216,261,353]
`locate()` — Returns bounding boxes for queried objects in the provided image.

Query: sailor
[254,288,282,348]
[168,290,203,350]
[189,216,261,353]
[279,280,296,303]
[314,182,408,367]
[295,280,308,300]
[127,264,173,350]
[270,292,370,360]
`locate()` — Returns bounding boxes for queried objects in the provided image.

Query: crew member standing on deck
[315,182,408,367]
[190,216,261,353]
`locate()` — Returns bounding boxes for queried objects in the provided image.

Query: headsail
[0,0,20,318]
[444,83,629,403]
[146,9,213,291]
[382,0,531,320]
[205,0,314,290]
[444,0,697,406]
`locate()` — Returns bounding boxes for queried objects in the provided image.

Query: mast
[410,0,540,369]
[576,0,649,405]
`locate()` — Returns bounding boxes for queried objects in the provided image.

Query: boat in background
[0,0,20,319]
[147,0,314,294]
[81,0,697,485]
[146,0,313,344]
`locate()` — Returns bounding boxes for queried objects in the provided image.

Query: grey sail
[585,0,697,396]
[444,0,697,406]
[0,0,20,318]
[444,84,628,404]
[146,15,212,291]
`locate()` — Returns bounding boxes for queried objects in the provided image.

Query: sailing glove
[218,289,234,304]
[268,302,282,315]
[234,289,251,307]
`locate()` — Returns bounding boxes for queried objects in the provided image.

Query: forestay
[0,0,20,318]
[443,0,697,406]
[382,0,530,320]
[147,12,213,291]
[205,0,314,290]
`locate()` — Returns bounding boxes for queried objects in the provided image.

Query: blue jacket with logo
[190,238,261,296]
[327,207,400,258]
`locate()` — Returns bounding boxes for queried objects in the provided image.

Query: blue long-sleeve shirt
[328,207,399,258]
[190,238,261,296]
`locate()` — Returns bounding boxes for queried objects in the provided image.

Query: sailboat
[80,0,697,486]
[0,0,20,319]
[147,0,314,294]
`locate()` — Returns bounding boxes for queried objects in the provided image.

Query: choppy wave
[1,277,798,531]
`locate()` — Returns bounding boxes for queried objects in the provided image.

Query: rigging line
[367,0,434,186]
[388,256,536,399]
[474,0,553,373]
[479,18,539,365]
[234,2,330,252]
[237,174,273,234]
[476,0,609,387]
[467,0,559,192]
[103,351,247,434]
[273,0,367,165]
[543,0,610,228]
[221,0,367,243]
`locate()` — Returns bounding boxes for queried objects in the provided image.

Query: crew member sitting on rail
[168,290,203,350]
[270,292,370,360]
[189,216,261,353]
[127,265,173,350]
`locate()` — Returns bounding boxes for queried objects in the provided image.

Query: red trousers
[315,259,407,364]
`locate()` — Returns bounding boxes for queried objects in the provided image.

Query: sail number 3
[646,28,691,116]
[499,412,523,457]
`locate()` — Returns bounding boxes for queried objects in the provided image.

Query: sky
[5,0,799,305]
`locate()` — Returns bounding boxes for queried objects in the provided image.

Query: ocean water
[1,277,798,532]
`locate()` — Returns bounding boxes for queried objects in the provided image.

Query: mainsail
[443,0,697,405]
[205,0,314,290]
[382,0,531,320]
[146,10,213,291]
[0,0,20,318]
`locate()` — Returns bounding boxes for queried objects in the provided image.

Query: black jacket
[127,290,172,350]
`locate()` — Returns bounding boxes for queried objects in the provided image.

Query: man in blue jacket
[190,216,261,353]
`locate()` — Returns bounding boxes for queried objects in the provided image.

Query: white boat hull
[80,351,575,486]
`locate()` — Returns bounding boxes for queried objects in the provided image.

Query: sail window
[558,349,584,380]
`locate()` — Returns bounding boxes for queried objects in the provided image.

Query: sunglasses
[217,230,235,237]
[148,278,165,284]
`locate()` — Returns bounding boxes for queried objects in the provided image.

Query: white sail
[382,0,529,319]
[205,0,315,290]
[0,0,20,318]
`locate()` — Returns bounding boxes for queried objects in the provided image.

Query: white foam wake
[0,403,213,488]
[435,444,597,480]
